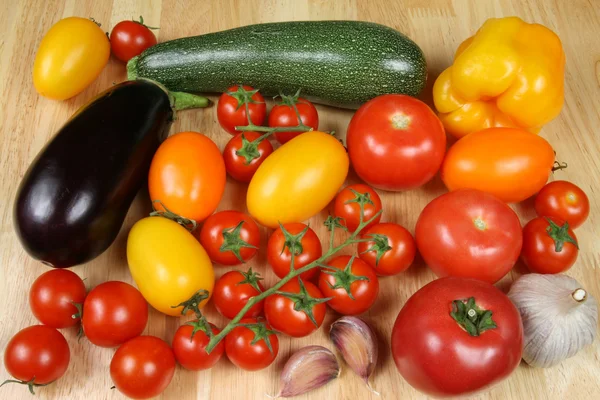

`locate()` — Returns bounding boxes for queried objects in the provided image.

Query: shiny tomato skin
[534,181,590,229]
[415,189,522,284]
[521,217,579,274]
[110,20,157,63]
[110,336,176,399]
[82,281,148,348]
[333,184,382,232]
[268,98,319,144]
[225,318,279,371]
[172,323,224,371]
[213,271,264,319]
[217,85,267,134]
[358,223,416,276]
[346,94,446,191]
[267,223,322,281]
[392,277,523,397]
[223,132,274,183]
[29,269,86,328]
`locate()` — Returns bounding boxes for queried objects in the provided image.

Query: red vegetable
[225,318,279,371]
[534,180,589,229]
[521,217,579,274]
[333,184,382,233]
[268,94,319,144]
[213,269,265,319]
[267,223,322,281]
[110,17,157,63]
[358,222,416,276]
[223,132,273,183]
[217,85,266,135]
[172,322,224,371]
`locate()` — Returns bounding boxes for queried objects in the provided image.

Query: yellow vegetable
[247,131,349,228]
[127,216,214,316]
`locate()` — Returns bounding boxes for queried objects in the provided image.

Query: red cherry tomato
[266,223,322,281]
[223,132,273,183]
[110,17,157,63]
[268,96,319,144]
[29,269,86,329]
[217,85,266,135]
[213,269,265,319]
[358,223,416,276]
[225,318,279,371]
[333,184,382,232]
[110,336,176,399]
[172,322,224,371]
[534,181,590,229]
[521,217,579,274]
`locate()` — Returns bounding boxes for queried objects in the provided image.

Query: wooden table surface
[1,1,599,399]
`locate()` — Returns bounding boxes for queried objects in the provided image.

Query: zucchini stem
[171,91,212,110]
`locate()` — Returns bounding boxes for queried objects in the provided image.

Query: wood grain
[1,1,599,399]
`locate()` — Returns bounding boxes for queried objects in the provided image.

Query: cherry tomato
[346,94,446,191]
[213,269,265,319]
[521,217,579,274]
[535,181,590,229]
[358,223,416,276]
[82,281,148,348]
[29,269,86,329]
[264,279,327,337]
[268,96,319,144]
[225,318,279,371]
[267,223,322,281]
[3,325,70,394]
[110,336,176,399]
[110,17,157,63]
[217,85,266,135]
[172,322,224,371]
[318,255,379,315]
[333,184,382,232]
[223,132,273,183]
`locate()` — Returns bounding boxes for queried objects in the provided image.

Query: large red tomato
[346,94,446,191]
[392,277,523,397]
[521,217,579,274]
[415,189,522,283]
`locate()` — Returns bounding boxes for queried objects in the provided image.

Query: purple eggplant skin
[14,80,173,268]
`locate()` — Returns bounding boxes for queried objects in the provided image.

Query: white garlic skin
[508,273,598,368]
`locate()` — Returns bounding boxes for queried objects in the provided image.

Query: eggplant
[14,80,175,268]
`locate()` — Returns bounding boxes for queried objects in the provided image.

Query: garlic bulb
[508,273,598,368]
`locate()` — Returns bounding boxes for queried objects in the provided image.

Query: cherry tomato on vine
[534,181,590,229]
[333,184,382,232]
[521,217,579,274]
[29,269,86,329]
[213,269,265,319]
[172,321,224,371]
[217,85,266,135]
[225,318,279,371]
[223,132,273,183]
[267,223,322,280]
[268,93,319,144]
[110,16,157,63]
[358,223,416,276]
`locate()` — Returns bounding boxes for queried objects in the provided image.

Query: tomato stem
[0,378,50,395]
[321,255,369,300]
[545,218,578,251]
[149,200,197,231]
[276,278,331,326]
[450,297,497,336]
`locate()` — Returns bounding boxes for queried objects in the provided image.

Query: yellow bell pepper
[433,17,565,138]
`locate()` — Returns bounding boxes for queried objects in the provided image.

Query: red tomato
[318,255,379,315]
[264,279,327,337]
[268,96,319,144]
[198,210,260,265]
[521,217,579,274]
[225,318,279,371]
[346,94,446,191]
[333,184,382,232]
[29,269,86,329]
[223,132,273,183]
[392,277,523,397]
[172,322,224,371]
[110,336,176,399]
[217,85,266,134]
[3,325,70,393]
[110,17,157,63]
[267,223,322,280]
[358,223,416,276]
[82,281,148,348]
[415,189,522,284]
[534,181,590,229]
[213,269,265,319]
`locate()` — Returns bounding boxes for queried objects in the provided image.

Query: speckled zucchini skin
[127,21,427,109]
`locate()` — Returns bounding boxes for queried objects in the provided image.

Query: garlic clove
[275,345,340,398]
[329,316,379,394]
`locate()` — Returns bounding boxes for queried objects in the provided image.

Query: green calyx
[134,15,159,30]
[545,218,579,252]
[228,85,264,111]
[276,279,331,327]
[239,321,277,354]
[172,289,210,317]
[276,88,303,107]
[235,133,262,164]
[237,267,264,293]
[324,215,346,232]
[450,297,497,337]
[0,378,50,395]
[71,301,84,338]
[150,200,197,232]
[361,233,392,266]
[185,318,213,341]
[322,255,368,300]
[345,188,375,208]
[220,220,259,263]
[279,223,310,257]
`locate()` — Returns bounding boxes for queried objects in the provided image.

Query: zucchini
[127,21,427,108]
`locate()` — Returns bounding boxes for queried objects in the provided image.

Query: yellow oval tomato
[127,217,214,316]
[247,131,349,228]
[33,17,110,100]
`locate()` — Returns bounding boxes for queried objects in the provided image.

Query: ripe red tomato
[264,279,327,337]
[213,269,265,319]
[3,325,70,393]
[110,336,176,399]
[358,223,416,276]
[535,181,590,229]
[110,17,157,62]
[333,184,382,232]
[223,132,273,183]
[29,269,86,329]
[415,189,522,284]
[82,281,148,348]
[267,223,322,280]
[198,210,260,266]
[392,277,523,397]
[217,85,267,134]
[318,255,379,315]
[268,96,319,144]
[172,322,224,371]
[225,318,279,371]
[521,217,579,274]
[346,94,446,191]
